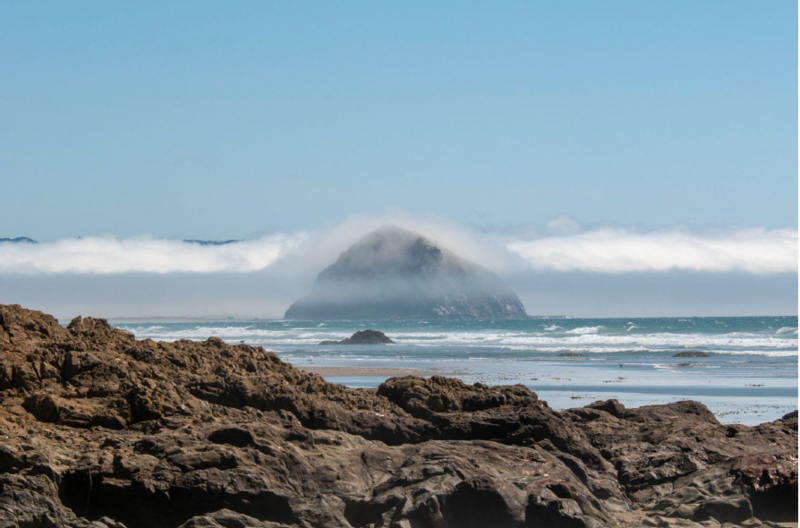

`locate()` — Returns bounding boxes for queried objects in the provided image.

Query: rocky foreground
[0,305,796,528]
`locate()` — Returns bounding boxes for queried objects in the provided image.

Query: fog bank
[0,213,796,318]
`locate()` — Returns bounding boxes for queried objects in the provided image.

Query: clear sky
[0,2,797,317]
[0,1,797,241]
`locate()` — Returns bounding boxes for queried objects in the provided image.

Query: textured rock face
[284,226,527,320]
[0,304,797,528]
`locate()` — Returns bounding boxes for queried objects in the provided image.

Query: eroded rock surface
[0,304,796,528]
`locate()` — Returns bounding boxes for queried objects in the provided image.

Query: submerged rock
[320,329,394,345]
[674,351,711,358]
[285,226,527,320]
[0,303,796,528]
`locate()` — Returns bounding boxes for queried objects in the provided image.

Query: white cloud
[544,215,581,235]
[0,216,796,276]
[0,235,307,274]
[506,226,798,274]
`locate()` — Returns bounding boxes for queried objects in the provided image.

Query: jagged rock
[0,304,796,528]
[285,226,527,320]
[378,375,540,418]
[319,330,394,345]
[585,399,626,418]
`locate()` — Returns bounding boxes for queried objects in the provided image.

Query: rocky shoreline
[0,304,796,528]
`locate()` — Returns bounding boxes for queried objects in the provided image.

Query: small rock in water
[673,351,710,358]
[320,329,394,345]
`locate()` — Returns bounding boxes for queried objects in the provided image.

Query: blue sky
[0,2,796,317]
[0,1,796,241]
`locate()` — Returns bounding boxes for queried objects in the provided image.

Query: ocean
[112,316,798,425]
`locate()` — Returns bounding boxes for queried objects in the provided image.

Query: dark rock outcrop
[673,351,711,358]
[285,226,527,320]
[320,330,394,345]
[0,304,796,528]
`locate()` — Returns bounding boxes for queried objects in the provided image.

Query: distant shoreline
[93,314,798,323]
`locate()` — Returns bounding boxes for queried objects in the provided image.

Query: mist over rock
[285,226,527,320]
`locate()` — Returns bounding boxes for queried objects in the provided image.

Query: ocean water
[112,317,798,425]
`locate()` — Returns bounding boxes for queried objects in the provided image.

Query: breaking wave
[566,326,604,335]
[120,323,798,357]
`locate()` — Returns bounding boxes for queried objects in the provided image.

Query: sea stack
[285,226,527,320]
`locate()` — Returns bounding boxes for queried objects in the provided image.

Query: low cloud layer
[0,235,306,274]
[507,226,798,274]
[0,216,795,276]
[1,214,796,318]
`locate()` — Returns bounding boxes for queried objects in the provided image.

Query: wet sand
[298,366,460,377]
[298,362,796,425]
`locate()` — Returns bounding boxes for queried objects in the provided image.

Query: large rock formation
[0,304,797,528]
[285,226,527,320]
